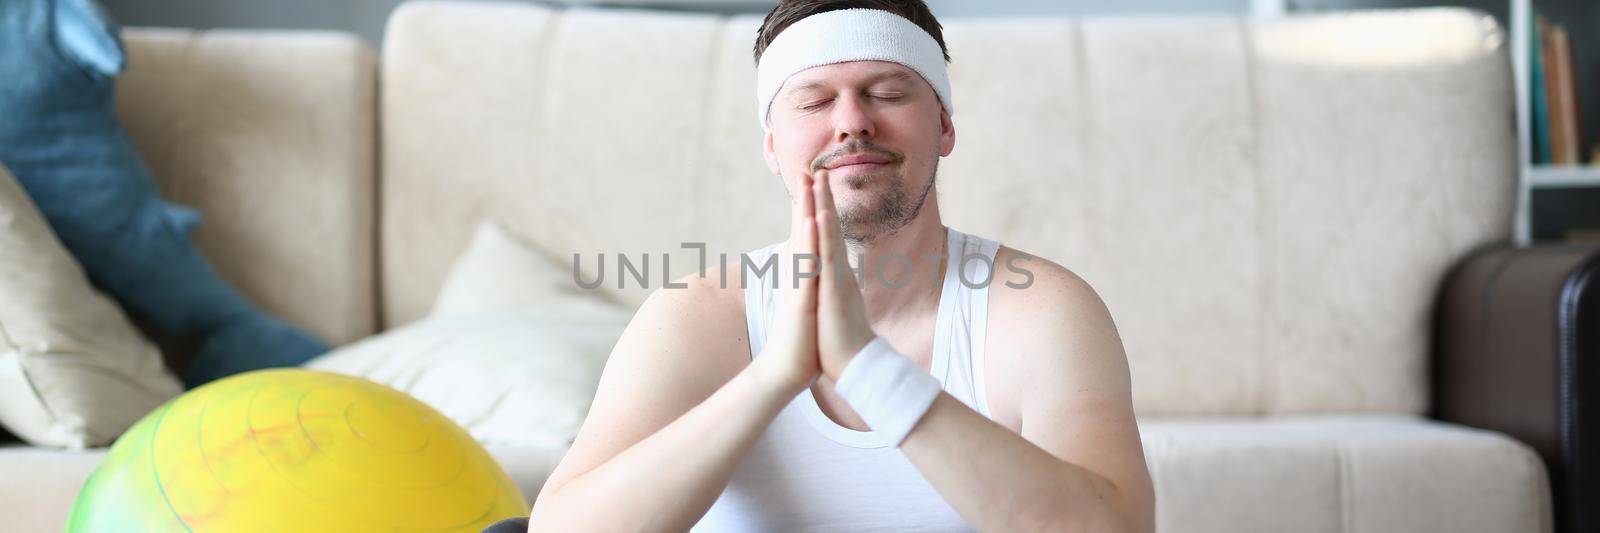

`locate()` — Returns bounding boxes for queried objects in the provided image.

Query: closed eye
[796,92,902,111]
[798,99,832,111]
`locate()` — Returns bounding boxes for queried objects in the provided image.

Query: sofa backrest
[117,28,378,348]
[381,1,1516,416]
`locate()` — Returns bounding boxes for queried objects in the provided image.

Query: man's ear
[762,131,782,175]
[938,107,956,157]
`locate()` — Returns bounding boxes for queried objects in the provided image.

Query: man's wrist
[823,331,876,381]
[750,350,815,398]
[833,337,943,447]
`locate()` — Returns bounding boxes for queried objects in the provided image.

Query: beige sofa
[1,1,1561,531]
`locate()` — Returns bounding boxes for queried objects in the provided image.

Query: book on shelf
[1550,24,1580,165]
[1531,9,1551,164]
[1531,11,1584,166]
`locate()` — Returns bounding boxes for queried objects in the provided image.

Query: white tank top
[693,226,1002,532]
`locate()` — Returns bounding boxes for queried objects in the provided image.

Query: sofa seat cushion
[2,414,1552,532]
[0,441,568,532]
[0,444,106,533]
[1140,413,1551,533]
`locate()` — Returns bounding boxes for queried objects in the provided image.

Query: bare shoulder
[535,259,751,500]
[599,257,753,404]
[984,246,1129,428]
[987,246,1154,533]
[642,258,752,361]
[991,245,1123,350]
[989,246,1103,313]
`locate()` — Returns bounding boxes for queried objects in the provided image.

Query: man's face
[763,60,955,244]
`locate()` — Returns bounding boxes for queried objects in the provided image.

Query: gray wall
[103,0,409,44]
[98,0,1594,160]
[100,0,1252,47]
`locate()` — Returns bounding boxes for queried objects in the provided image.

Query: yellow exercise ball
[68,368,529,532]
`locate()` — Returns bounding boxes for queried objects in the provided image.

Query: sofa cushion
[113,28,379,351]
[1140,413,1551,533]
[431,219,628,318]
[0,444,107,533]
[11,414,1549,532]
[0,442,566,532]
[307,312,623,449]
[378,2,1515,416]
[308,220,628,449]
[0,162,183,449]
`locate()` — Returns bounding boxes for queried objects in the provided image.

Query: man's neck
[843,203,948,326]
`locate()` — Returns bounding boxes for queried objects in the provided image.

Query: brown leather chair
[1435,244,1600,533]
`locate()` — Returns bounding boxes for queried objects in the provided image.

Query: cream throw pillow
[307,220,630,448]
[431,219,626,318]
[0,163,183,449]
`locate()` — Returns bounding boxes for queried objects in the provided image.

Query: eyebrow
[783,70,915,98]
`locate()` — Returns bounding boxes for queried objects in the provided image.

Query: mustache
[811,140,903,172]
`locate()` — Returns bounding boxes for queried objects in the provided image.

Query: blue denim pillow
[0,0,328,387]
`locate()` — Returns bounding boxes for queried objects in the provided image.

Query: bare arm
[531,183,823,532]
[894,256,1155,532]
[527,275,797,532]
[803,175,1155,532]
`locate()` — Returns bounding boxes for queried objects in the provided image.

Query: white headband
[755,8,953,132]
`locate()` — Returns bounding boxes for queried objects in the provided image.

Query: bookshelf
[1511,0,1598,245]
[1530,166,1600,188]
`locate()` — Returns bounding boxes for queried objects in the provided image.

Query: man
[518,1,1154,531]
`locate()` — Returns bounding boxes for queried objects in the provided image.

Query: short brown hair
[753,0,950,65]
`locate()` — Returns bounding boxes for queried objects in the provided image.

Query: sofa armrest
[1434,244,1600,533]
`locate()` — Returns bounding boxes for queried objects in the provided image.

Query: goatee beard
[839,160,937,245]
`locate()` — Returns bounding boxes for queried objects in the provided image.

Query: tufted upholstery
[1,5,1549,533]
[115,28,378,349]
[378,2,1516,417]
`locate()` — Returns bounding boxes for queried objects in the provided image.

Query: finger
[812,177,838,280]
[813,175,856,290]
[802,174,817,253]
[813,176,835,264]
[797,223,819,311]
[812,176,834,283]
[796,175,818,287]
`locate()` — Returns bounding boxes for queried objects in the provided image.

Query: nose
[831,93,876,143]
